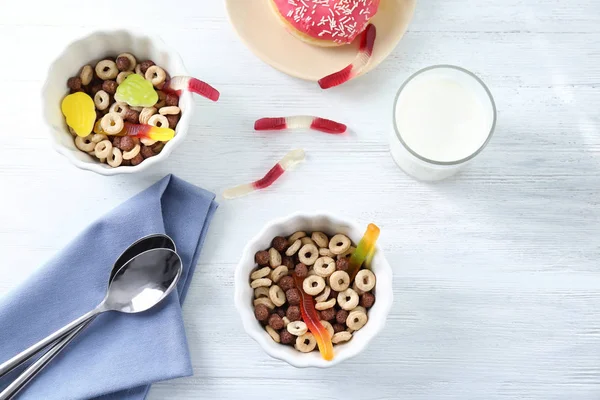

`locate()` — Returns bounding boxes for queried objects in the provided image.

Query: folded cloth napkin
[0,174,218,400]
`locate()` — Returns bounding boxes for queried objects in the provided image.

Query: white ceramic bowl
[234,212,394,368]
[42,30,193,175]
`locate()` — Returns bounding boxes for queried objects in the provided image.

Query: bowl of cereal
[42,30,198,175]
[234,212,393,368]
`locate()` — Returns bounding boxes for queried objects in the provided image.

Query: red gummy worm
[253,164,285,190]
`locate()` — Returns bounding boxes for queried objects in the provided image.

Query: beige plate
[225,0,416,81]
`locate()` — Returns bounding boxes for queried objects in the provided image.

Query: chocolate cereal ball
[67,77,82,91]
[320,307,336,321]
[254,304,270,322]
[118,136,135,152]
[336,258,349,271]
[166,114,180,129]
[130,153,144,166]
[360,292,375,308]
[336,309,349,325]
[102,80,117,95]
[124,109,140,124]
[116,56,131,71]
[285,288,300,306]
[139,60,155,74]
[333,323,346,333]
[272,236,288,252]
[255,250,270,266]
[294,263,308,278]
[280,330,295,345]
[141,145,155,159]
[278,276,295,291]
[166,93,179,107]
[274,307,285,318]
[286,305,301,322]
[268,314,284,330]
[282,256,294,269]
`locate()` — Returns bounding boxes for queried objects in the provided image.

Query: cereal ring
[251,278,272,289]
[319,248,335,257]
[130,106,143,112]
[320,320,335,338]
[352,281,365,295]
[145,65,167,87]
[68,126,77,136]
[117,52,137,71]
[253,297,275,309]
[80,65,93,86]
[94,90,110,110]
[332,331,352,344]
[95,60,118,80]
[329,234,351,255]
[94,139,112,159]
[116,71,133,84]
[155,91,167,108]
[254,287,270,299]
[140,138,157,146]
[106,147,123,168]
[307,268,318,277]
[298,244,318,266]
[300,237,316,246]
[135,64,143,76]
[159,106,180,115]
[315,286,331,303]
[139,107,157,124]
[329,271,350,292]
[270,265,288,283]
[287,321,308,336]
[295,333,316,353]
[74,135,95,152]
[148,114,169,128]
[338,246,356,260]
[251,266,271,280]
[355,269,376,292]
[313,257,336,278]
[268,248,282,268]
[101,112,124,135]
[315,298,336,311]
[110,101,130,117]
[122,144,141,160]
[351,306,367,315]
[285,239,302,257]
[337,288,359,311]
[282,316,291,326]
[266,325,280,343]
[302,275,325,296]
[269,285,286,307]
[311,232,329,248]
[288,231,306,245]
[91,133,107,143]
[346,310,368,331]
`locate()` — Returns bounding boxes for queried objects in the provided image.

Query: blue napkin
[0,175,218,400]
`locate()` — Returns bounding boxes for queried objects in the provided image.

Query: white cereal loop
[135,64,143,76]
[329,270,350,292]
[80,65,93,86]
[295,333,316,353]
[148,114,169,128]
[122,144,141,160]
[300,237,316,246]
[346,310,368,331]
[311,232,329,248]
[269,285,286,307]
[251,266,271,280]
[319,247,335,257]
[320,320,334,338]
[116,71,133,84]
[337,246,356,260]
[351,306,366,315]
[287,321,308,336]
[140,138,157,146]
[332,331,352,344]
[253,297,275,309]
[269,248,282,268]
[329,234,351,255]
[337,288,359,311]
[250,278,272,289]
[101,112,124,135]
[266,326,280,343]
[285,239,302,257]
[95,59,118,80]
[139,107,157,124]
[254,287,269,299]
[315,298,336,311]
[307,268,317,277]
[302,275,325,296]
[159,106,180,115]
[355,269,376,292]
[110,101,130,117]
[94,139,112,159]
[145,65,167,87]
[75,135,95,152]
[107,147,123,168]
[91,133,107,143]
[352,281,365,295]
[270,265,288,283]
[117,52,137,71]
[315,286,331,303]
[282,317,290,326]
[130,106,143,112]
[287,231,306,245]
[313,257,336,278]
[298,243,318,266]
[94,90,110,111]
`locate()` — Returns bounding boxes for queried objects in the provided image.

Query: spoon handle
[0,318,93,400]
[0,308,101,378]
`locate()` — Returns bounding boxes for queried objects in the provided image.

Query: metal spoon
[0,248,181,399]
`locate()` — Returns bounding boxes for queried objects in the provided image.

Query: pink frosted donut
[269,0,380,47]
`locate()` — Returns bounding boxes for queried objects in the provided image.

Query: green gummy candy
[114,74,158,107]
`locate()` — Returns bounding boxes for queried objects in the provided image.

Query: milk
[390,66,496,181]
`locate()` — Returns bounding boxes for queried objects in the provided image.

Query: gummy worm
[293,274,334,361]
[318,24,377,90]
[347,223,381,282]
[122,122,175,141]
[163,76,220,102]
[223,149,305,200]
[254,116,347,134]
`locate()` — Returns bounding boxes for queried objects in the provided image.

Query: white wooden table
[1,1,599,399]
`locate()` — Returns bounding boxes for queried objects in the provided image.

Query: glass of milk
[390,65,496,181]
